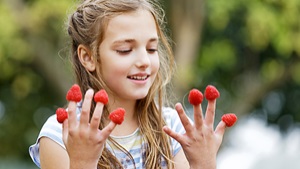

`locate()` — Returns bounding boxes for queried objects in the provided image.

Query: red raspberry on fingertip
[204,85,220,100]
[94,89,109,105]
[109,108,125,125]
[221,113,237,127]
[188,89,204,105]
[56,108,68,124]
[66,84,82,102]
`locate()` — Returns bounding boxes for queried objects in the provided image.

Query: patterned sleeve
[28,105,82,168]
[162,107,193,157]
[28,114,65,168]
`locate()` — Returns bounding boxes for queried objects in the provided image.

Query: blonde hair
[67,0,176,168]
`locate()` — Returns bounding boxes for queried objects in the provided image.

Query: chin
[135,94,148,100]
[133,90,150,100]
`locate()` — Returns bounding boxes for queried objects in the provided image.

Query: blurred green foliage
[0,0,73,167]
[0,0,299,167]
[194,0,300,130]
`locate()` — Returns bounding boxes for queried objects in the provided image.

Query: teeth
[129,75,148,80]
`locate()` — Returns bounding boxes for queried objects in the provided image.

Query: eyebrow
[112,37,158,46]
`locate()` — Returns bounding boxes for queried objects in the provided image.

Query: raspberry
[66,84,82,102]
[94,89,109,105]
[221,113,237,127]
[56,108,68,123]
[109,108,125,125]
[188,89,203,105]
[204,85,220,100]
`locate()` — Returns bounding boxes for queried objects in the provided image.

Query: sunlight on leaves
[245,2,277,51]
[261,59,285,83]
[200,39,236,71]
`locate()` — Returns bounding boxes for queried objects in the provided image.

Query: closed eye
[147,48,157,54]
[116,49,132,55]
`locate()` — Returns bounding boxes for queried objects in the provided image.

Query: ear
[77,44,96,72]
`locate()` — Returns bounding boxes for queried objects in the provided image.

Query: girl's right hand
[62,89,116,169]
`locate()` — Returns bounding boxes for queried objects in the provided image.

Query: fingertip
[86,88,94,93]
[175,103,183,111]
[162,126,172,136]
[85,88,95,98]
[175,102,182,108]
[162,126,169,132]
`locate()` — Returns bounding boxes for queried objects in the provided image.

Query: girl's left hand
[163,99,226,169]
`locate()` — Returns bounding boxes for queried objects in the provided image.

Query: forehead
[103,9,158,41]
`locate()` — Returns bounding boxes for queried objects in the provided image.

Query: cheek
[102,63,127,80]
[152,56,160,73]
[100,51,128,77]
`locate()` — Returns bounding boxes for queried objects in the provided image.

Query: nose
[136,49,150,68]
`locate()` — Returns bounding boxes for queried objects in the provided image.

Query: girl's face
[99,9,159,103]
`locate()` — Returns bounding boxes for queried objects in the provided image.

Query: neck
[108,98,139,136]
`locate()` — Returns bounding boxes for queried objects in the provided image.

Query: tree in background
[202,0,300,130]
[0,0,73,165]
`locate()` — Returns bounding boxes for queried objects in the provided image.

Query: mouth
[127,75,150,81]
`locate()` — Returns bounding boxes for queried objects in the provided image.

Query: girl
[29,0,227,168]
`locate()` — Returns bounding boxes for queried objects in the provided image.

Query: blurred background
[0,0,299,168]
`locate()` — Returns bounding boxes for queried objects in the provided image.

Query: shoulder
[162,107,186,156]
[162,107,177,121]
[41,114,65,146]
[34,105,82,147]
[162,106,194,125]
[29,104,82,167]
[29,114,63,167]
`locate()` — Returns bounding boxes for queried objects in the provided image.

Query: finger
[67,101,77,129]
[99,121,117,139]
[162,126,184,144]
[79,89,94,127]
[205,99,216,129]
[215,121,226,138]
[175,103,193,134]
[193,104,203,129]
[90,102,104,132]
[62,119,69,144]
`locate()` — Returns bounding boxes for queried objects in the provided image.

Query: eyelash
[116,49,158,55]
[147,49,158,53]
[116,50,132,54]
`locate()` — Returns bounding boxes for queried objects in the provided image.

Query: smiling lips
[127,75,150,81]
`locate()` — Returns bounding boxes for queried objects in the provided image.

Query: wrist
[190,165,216,169]
[69,159,98,169]
[189,159,216,169]
[190,166,216,169]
